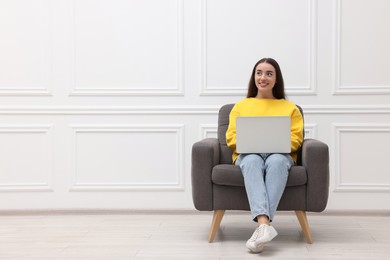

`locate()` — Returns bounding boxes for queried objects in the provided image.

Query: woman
[226,58,304,253]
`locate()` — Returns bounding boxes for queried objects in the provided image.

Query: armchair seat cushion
[212,164,307,187]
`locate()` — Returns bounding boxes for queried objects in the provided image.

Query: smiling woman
[246,58,286,100]
[254,63,276,99]
[226,57,304,253]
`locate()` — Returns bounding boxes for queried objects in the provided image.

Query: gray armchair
[191,104,329,243]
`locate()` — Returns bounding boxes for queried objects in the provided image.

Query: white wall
[0,0,389,211]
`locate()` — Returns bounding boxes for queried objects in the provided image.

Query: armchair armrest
[191,138,220,211]
[301,139,330,212]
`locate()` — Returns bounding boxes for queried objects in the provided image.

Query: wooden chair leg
[295,210,313,244]
[208,210,225,243]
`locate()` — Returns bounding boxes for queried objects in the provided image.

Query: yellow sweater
[226,98,304,163]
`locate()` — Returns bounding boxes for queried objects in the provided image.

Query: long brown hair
[247,58,286,99]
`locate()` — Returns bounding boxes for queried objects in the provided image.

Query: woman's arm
[290,107,304,152]
[226,104,240,152]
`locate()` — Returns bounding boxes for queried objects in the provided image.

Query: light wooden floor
[0,211,389,259]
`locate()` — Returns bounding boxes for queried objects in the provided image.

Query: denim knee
[236,154,262,166]
[265,153,294,171]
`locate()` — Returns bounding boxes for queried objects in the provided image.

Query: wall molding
[200,0,318,96]
[333,0,390,95]
[200,124,218,139]
[300,105,390,114]
[69,124,185,191]
[333,123,390,192]
[0,124,53,192]
[69,0,184,96]
[0,106,220,115]
[0,0,52,96]
[304,123,317,139]
[0,105,390,115]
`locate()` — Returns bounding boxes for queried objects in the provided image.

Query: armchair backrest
[217,103,304,165]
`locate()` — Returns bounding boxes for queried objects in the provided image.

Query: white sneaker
[246,224,278,253]
[246,225,265,253]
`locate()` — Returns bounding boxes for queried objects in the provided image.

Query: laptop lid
[236,116,291,154]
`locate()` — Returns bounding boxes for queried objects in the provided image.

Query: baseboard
[0,208,389,216]
[0,208,203,216]
[315,209,390,217]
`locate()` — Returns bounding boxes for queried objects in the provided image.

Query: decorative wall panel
[70,124,184,191]
[0,125,53,191]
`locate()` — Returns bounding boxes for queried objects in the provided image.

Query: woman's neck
[255,93,276,99]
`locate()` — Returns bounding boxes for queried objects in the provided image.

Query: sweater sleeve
[226,103,240,152]
[290,106,304,152]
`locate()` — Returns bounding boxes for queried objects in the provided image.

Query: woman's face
[254,62,276,98]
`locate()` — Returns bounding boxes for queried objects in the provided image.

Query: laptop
[236,116,291,153]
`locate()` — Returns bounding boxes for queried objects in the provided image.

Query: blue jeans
[235,153,294,222]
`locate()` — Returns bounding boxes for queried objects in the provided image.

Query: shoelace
[249,225,265,242]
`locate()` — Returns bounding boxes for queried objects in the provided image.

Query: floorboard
[0,211,389,259]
